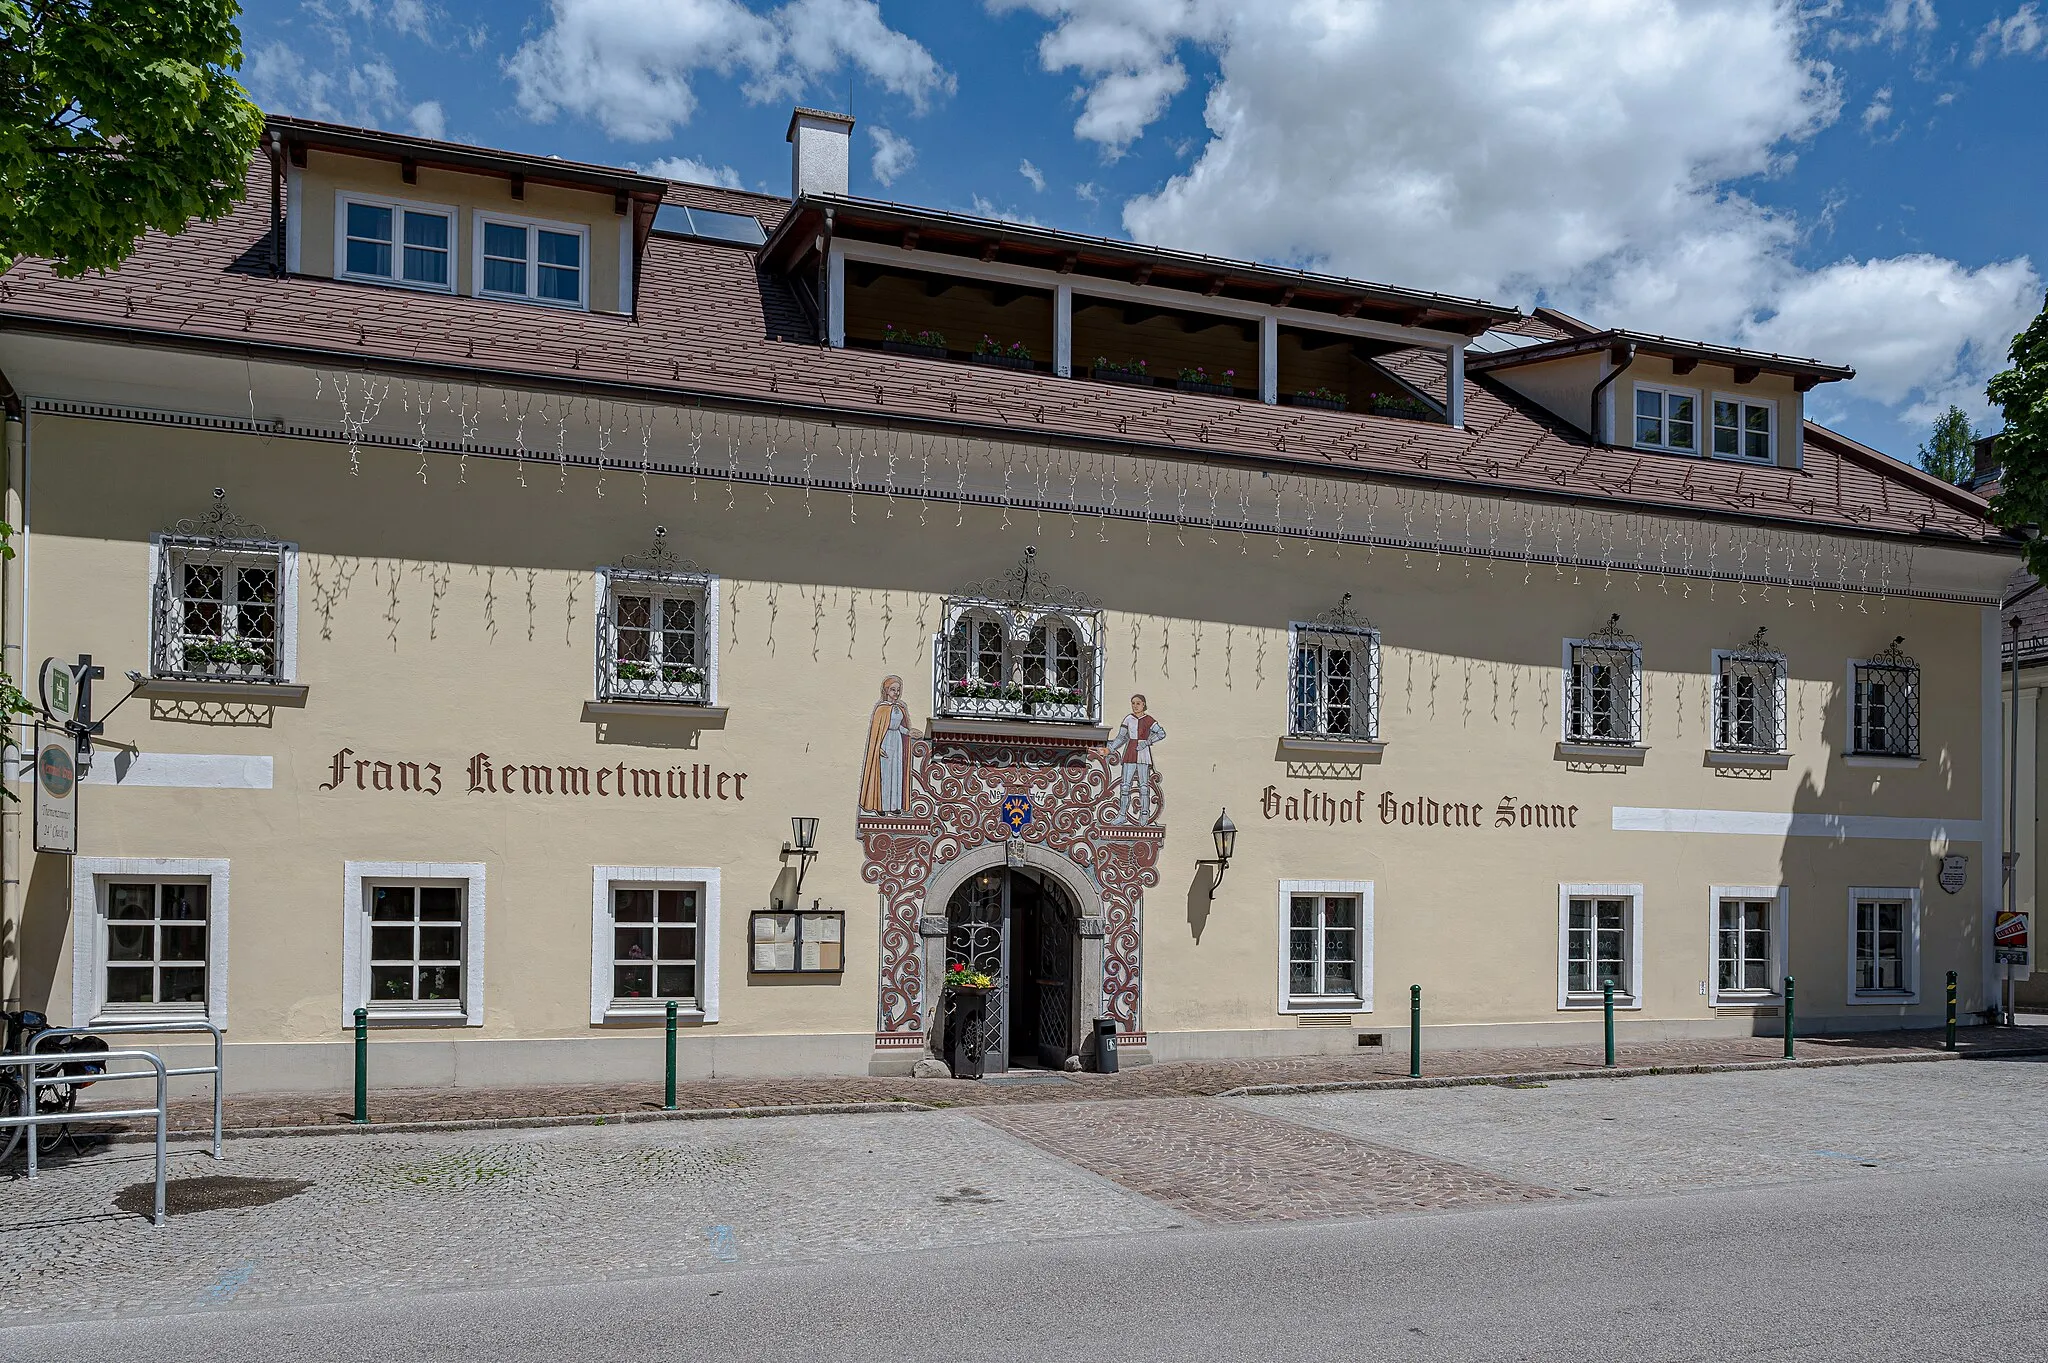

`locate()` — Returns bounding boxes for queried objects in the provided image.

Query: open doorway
[942,866,1080,1073]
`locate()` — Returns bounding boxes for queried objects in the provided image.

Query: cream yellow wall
[1487,352,1605,435]
[295,149,626,314]
[13,413,1995,1060]
[1623,354,1804,468]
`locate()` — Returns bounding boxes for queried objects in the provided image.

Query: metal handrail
[2,1049,168,1225]
[29,1019,224,1164]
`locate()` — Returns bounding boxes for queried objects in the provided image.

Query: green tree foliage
[1915,405,1977,486]
[1989,294,2048,575]
[0,0,264,278]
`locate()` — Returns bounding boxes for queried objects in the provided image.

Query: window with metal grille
[1854,896,1914,996]
[367,884,466,1014]
[597,536,715,706]
[1565,615,1641,746]
[948,612,1008,688]
[1851,638,1920,757]
[610,886,700,1007]
[103,882,209,1013]
[1714,629,1787,753]
[1716,898,1776,997]
[1288,894,1360,1000]
[1289,619,1379,742]
[1565,896,1632,998]
[934,550,1102,724]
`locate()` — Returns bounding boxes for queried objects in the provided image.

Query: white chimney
[787,107,855,200]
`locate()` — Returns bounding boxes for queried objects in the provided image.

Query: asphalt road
[12,1158,2043,1362]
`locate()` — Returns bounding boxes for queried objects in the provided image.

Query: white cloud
[1006,0,2037,437]
[408,100,447,140]
[246,40,428,131]
[970,195,1045,226]
[643,155,745,188]
[1975,3,2048,61]
[1825,0,1938,49]
[869,127,916,186]
[1074,180,1099,204]
[995,0,1227,155]
[1861,84,1893,131]
[345,0,439,43]
[1019,158,1046,191]
[508,0,954,142]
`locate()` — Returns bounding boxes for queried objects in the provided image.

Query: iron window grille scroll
[1852,637,1920,758]
[934,547,1103,725]
[1565,615,1642,746]
[1288,595,1381,742]
[151,490,289,684]
[1713,628,1788,754]
[598,529,715,706]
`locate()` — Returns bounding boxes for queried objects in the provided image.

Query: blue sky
[243,1,2048,462]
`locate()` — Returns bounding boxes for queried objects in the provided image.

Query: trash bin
[1093,1017,1119,1075]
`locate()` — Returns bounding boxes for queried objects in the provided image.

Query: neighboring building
[0,110,2020,1091]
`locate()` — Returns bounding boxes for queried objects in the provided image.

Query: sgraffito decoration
[858,730,1162,1048]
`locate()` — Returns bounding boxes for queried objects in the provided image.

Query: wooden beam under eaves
[1794,375,1820,393]
[1671,356,1698,376]
[1205,278,1225,297]
[510,172,525,200]
[902,228,919,251]
[980,242,1000,263]
[1132,265,1152,287]
[1059,253,1077,274]
[401,157,418,185]
[1338,299,1363,317]
[1277,286,1296,308]
[614,190,628,216]
[1732,364,1760,384]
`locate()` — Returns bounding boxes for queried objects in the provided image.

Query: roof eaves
[269,114,668,197]
[1467,328,1853,382]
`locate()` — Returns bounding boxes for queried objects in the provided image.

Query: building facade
[0,112,2018,1092]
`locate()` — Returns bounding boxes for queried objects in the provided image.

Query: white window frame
[1846,886,1921,1005]
[1710,648,1789,754]
[1561,636,1643,746]
[149,536,300,683]
[342,861,486,1026]
[1557,883,1644,1010]
[1632,382,1701,455]
[1845,656,1921,759]
[473,211,590,310]
[1276,879,1373,1014]
[1710,392,1777,464]
[593,569,720,705]
[1707,885,1788,1007]
[589,866,723,1024]
[1287,623,1381,742]
[70,858,231,1028]
[333,192,457,293]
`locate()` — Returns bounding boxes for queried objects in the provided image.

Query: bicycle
[1,1010,108,1165]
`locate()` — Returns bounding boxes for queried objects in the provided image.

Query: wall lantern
[1197,808,1236,900]
[780,816,820,908]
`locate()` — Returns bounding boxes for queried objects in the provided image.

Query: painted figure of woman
[859,675,920,814]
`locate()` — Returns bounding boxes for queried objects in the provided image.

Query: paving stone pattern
[975,1098,1558,1224]
[79,1027,2048,1138]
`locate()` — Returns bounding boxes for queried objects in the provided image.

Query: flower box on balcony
[972,353,1036,372]
[1175,380,1236,397]
[1370,395,1439,421]
[1289,392,1348,412]
[883,340,949,361]
[1092,368,1154,388]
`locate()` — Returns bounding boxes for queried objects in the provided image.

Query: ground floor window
[342,862,486,1025]
[1276,880,1373,1012]
[1711,886,1786,1006]
[1849,888,1919,1003]
[1557,884,1642,1009]
[69,859,231,1026]
[590,867,722,1023]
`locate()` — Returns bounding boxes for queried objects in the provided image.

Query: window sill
[1709,992,1781,1009]
[1277,736,1386,759]
[929,716,1110,744]
[1847,992,1921,1006]
[581,700,729,725]
[1561,995,1642,1011]
[477,289,588,313]
[92,1008,213,1030]
[1843,754,1922,769]
[140,677,308,706]
[1282,998,1366,1017]
[599,1004,708,1025]
[359,1008,471,1027]
[1705,749,1790,769]
[1556,742,1647,764]
[337,271,457,296]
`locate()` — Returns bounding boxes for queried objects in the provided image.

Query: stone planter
[883,340,949,361]
[1175,379,1236,397]
[1289,393,1347,412]
[972,353,1035,372]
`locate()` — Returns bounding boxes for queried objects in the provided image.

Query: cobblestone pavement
[76,1025,2048,1137]
[974,1099,1557,1224]
[1234,1055,2048,1200]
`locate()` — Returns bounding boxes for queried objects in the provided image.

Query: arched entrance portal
[944,867,1080,1073]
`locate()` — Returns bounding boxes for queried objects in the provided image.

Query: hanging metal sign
[1938,854,1968,895]
[32,724,77,855]
[1994,910,2029,966]
[37,657,83,726]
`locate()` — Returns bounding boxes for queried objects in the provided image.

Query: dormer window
[1712,396,1775,463]
[336,195,455,292]
[477,214,587,309]
[935,548,1101,725]
[1633,384,1698,455]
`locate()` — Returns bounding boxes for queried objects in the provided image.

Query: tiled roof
[0,159,2005,550]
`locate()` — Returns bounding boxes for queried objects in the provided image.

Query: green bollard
[352,1006,368,1124]
[1946,971,1958,1051]
[1409,984,1421,1079]
[1783,976,1795,1059]
[665,1000,679,1111]
[1603,982,1616,1068]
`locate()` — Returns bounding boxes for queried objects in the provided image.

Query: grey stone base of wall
[119,1011,1959,1097]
